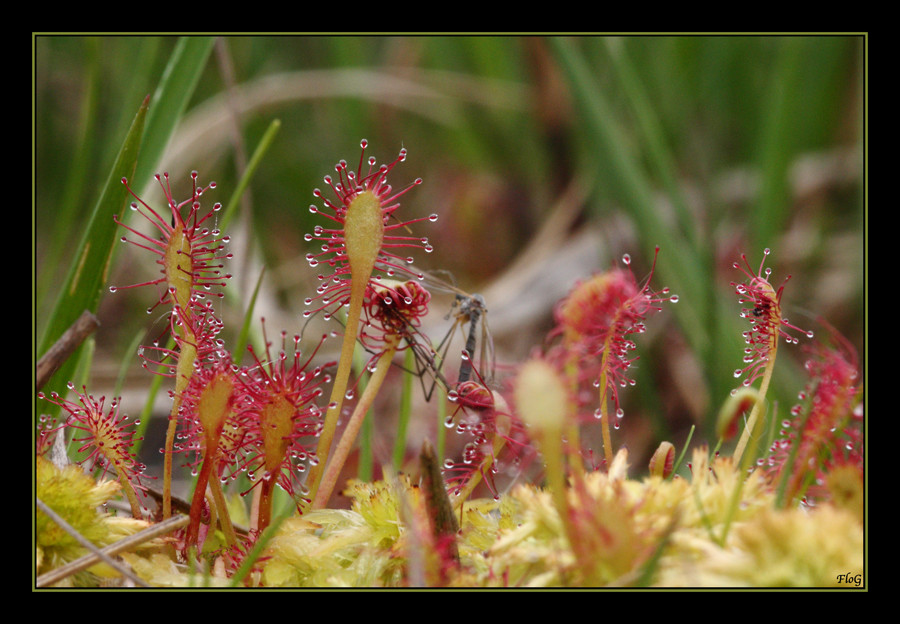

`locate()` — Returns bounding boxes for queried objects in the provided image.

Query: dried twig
[36,310,100,391]
[36,499,188,588]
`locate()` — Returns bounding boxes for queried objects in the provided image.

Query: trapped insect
[357,268,496,402]
[414,271,496,399]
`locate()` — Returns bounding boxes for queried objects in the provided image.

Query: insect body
[306,266,495,403]
[374,269,495,401]
[418,270,495,394]
[449,292,490,385]
[752,303,768,317]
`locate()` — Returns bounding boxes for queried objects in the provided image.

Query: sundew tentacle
[38,386,150,519]
[113,172,231,316]
[233,321,333,529]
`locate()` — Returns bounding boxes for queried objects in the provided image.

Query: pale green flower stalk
[514,357,643,584]
[514,357,577,543]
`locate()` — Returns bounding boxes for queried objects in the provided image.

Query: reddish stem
[186,451,216,546]
[257,476,276,532]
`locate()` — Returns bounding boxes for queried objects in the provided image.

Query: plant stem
[312,335,399,509]
[451,412,510,511]
[257,476,276,532]
[187,452,216,546]
[304,280,367,508]
[162,332,197,519]
[117,470,145,519]
[562,360,584,477]
[565,422,584,478]
[597,344,614,469]
[209,472,238,547]
[540,426,574,551]
[732,337,778,467]
[392,348,415,471]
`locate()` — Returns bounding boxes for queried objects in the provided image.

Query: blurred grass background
[34,35,864,487]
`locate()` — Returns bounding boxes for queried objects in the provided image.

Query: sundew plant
[35,36,865,588]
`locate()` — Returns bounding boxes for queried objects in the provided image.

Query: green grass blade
[36,38,101,315]
[227,506,290,587]
[392,348,416,471]
[133,36,216,185]
[219,118,282,234]
[37,96,149,400]
[231,267,266,366]
[549,37,709,360]
[38,36,216,412]
[603,38,698,250]
[353,346,374,483]
[669,425,695,480]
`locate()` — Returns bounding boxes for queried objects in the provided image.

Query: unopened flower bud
[649,441,675,478]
